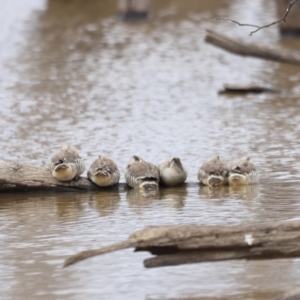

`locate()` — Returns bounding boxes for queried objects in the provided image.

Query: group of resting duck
[49,145,259,190]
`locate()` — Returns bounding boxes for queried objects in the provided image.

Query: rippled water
[1,0,300,299]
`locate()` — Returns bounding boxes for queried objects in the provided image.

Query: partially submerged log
[64,220,300,268]
[219,84,281,94]
[0,161,201,192]
[0,161,126,192]
[205,29,300,66]
[118,0,151,21]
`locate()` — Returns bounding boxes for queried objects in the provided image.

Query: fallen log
[0,161,201,192]
[0,161,126,192]
[205,29,300,66]
[64,220,300,268]
[218,84,281,94]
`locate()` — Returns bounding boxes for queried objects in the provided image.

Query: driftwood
[118,0,151,21]
[0,161,126,192]
[205,29,300,66]
[64,220,300,268]
[219,84,281,94]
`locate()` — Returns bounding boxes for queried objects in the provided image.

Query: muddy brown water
[1,0,300,299]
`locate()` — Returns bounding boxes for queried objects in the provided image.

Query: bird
[87,154,120,187]
[125,155,160,190]
[158,157,187,186]
[228,156,258,186]
[49,144,85,181]
[198,155,228,186]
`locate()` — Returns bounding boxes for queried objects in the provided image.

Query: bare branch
[213,17,260,29]
[214,0,299,35]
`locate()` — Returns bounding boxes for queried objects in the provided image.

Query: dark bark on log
[143,250,251,268]
[0,161,126,192]
[205,29,300,66]
[64,220,300,268]
[118,0,151,21]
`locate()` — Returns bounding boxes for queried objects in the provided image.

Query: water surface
[1,0,300,299]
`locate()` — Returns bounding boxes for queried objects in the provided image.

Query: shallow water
[1,0,300,299]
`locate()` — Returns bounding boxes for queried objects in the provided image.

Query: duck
[228,156,258,186]
[198,155,228,186]
[158,157,187,186]
[125,155,160,190]
[88,154,120,187]
[49,144,85,181]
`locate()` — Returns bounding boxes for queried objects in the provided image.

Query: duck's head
[51,158,76,181]
[128,155,144,166]
[94,167,110,177]
[170,157,183,169]
[211,154,220,161]
[51,144,80,168]
[53,159,70,171]
[229,156,254,185]
[204,155,228,186]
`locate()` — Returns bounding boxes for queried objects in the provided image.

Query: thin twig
[214,0,299,36]
[214,18,260,29]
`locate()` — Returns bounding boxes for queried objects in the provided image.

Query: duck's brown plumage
[159,157,187,186]
[51,144,81,165]
[125,156,159,189]
[88,154,120,187]
[49,144,85,181]
[198,155,228,186]
[231,156,256,174]
[228,156,258,185]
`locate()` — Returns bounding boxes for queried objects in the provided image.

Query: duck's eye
[58,159,64,164]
